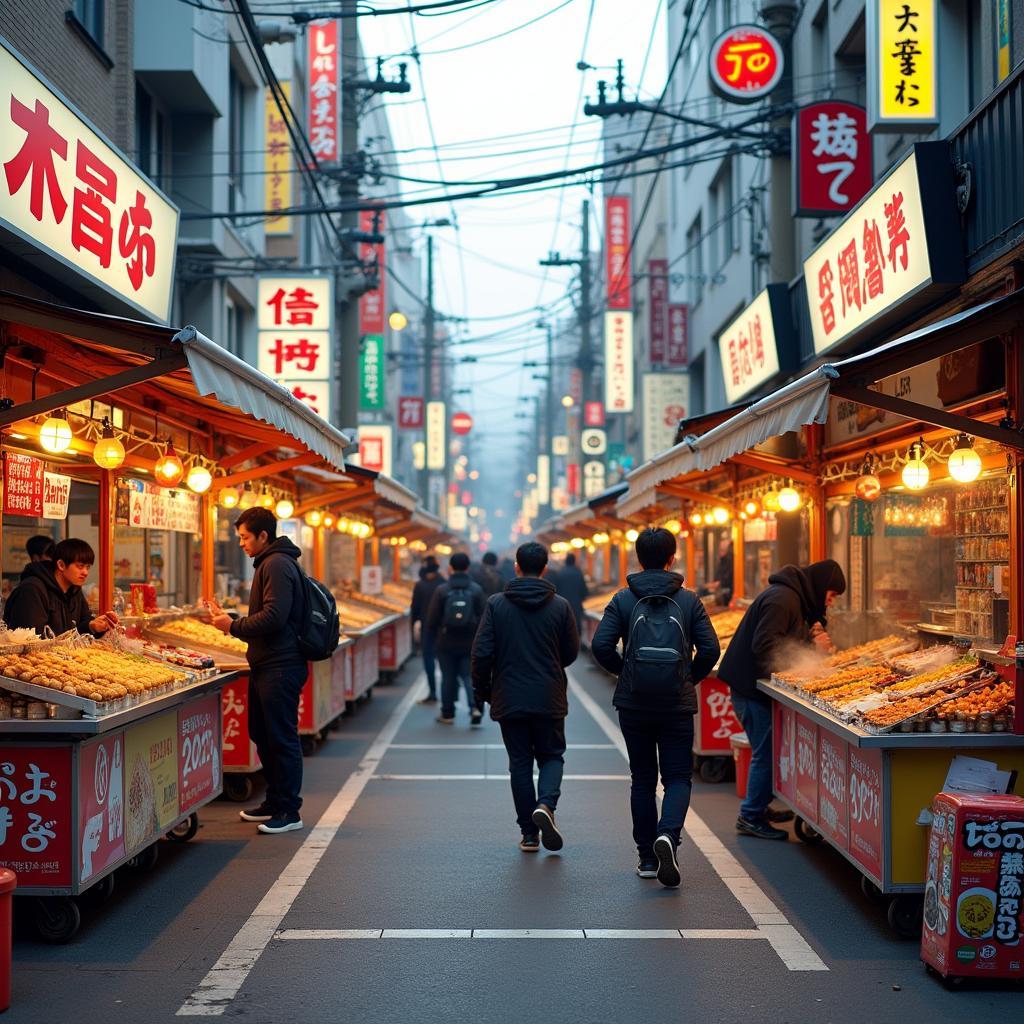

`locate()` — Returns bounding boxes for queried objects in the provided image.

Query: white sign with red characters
[0,39,179,323]
[603,310,634,414]
[642,373,689,461]
[307,21,339,162]
[717,287,782,404]
[708,25,785,104]
[355,424,393,477]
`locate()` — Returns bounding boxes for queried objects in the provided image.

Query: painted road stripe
[372,774,631,781]
[567,674,829,973]
[388,743,617,750]
[177,677,426,1016]
[274,928,766,941]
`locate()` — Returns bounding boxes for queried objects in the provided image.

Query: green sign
[850,498,875,537]
[360,334,384,410]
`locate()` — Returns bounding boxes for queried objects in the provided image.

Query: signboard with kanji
[717,286,788,404]
[264,82,292,234]
[0,38,179,323]
[642,373,689,461]
[3,453,44,517]
[603,311,634,414]
[355,424,392,477]
[667,303,688,367]
[258,277,332,330]
[605,195,631,310]
[868,0,938,131]
[708,25,784,104]
[257,331,330,381]
[794,102,873,217]
[359,334,385,410]
[358,208,385,334]
[398,395,424,429]
[802,143,963,356]
[307,20,339,161]
[426,401,446,470]
[648,258,669,364]
[583,401,605,428]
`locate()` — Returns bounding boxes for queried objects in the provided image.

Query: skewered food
[826,634,916,668]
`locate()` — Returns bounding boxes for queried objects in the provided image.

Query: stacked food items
[710,609,745,646]
[141,641,217,670]
[335,598,388,631]
[155,617,248,654]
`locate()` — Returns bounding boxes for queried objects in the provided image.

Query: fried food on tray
[862,690,958,726]
[826,634,915,668]
[882,657,979,698]
[158,617,249,654]
[939,682,1015,717]
[784,665,896,693]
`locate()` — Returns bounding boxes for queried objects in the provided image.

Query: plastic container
[730,731,751,799]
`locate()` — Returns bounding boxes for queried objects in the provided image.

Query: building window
[72,0,104,48]
[135,83,168,187]
[686,213,703,307]
[225,299,243,357]
[709,157,735,271]
[228,68,246,214]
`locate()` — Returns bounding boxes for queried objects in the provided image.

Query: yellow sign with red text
[264,83,292,235]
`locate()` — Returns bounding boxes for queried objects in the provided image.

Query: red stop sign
[451,412,473,435]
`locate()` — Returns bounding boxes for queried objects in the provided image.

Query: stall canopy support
[218,453,322,488]
[728,452,819,485]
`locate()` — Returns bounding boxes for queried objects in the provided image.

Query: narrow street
[10,656,1019,1022]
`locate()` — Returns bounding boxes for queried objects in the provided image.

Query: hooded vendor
[718,559,847,841]
[3,538,119,637]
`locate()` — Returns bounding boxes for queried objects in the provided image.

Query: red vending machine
[921,792,1024,981]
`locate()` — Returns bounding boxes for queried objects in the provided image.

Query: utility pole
[421,233,435,509]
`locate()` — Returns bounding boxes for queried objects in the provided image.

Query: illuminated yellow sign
[264,83,292,235]
[868,0,938,131]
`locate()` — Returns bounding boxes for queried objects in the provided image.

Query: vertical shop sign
[583,401,605,428]
[998,0,1012,81]
[178,694,220,814]
[605,195,631,309]
[773,702,797,805]
[79,732,125,883]
[867,0,938,131]
[794,102,873,217]
[355,424,393,477]
[566,463,580,499]
[536,453,551,506]
[604,310,634,413]
[221,678,258,770]
[794,717,819,820]
[847,747,883,882]
[667,304,689,367]
[817,729,850,850]
[648,258,668,363]
[3,452,44,517]
[307,20,339,161]
[642,373,689,461]
[717,286,785,403]
[359,334,385,410]
[0,747,73,887]
[358,208,385,333]
[398,396,424,429]
[42,471,71,519]
[264,82,292,234]
[426,401,446,470]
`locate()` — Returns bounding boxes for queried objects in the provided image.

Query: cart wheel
[223,774,254,802]
[317,728,329,743]
[90,872,116,902]
[33,897,81,944]
[698,756,730,784]
[887,895,924,939]
[860,875,886,905]
[329,717,343,732]
[301,735,318,756]
[166,813,200,843]
[127,843,159,873]
[793,816,825,845]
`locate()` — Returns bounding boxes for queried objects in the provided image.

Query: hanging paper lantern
[664,519,682,535]
[154,443,185,487]
[743,499,761,518]
[238,486,256,510]
[712,506,730,524]
[219,486,240,509]
[762,489,781,512]
[40,410,73,453]
[777,487,802,512]
[947,434,982,483]
[186,463,213,494]
[854,472,881,502]
[275,498,295,520]
[92,422,125,470]
[258,488,275,510]
[322,512,336,530]
[688,511,703,527]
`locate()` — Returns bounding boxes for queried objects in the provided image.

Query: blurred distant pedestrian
[552,552,588,637]
[411,555,445,704]
[470,551,502,596]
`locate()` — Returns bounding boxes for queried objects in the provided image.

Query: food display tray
[142,628,249,671]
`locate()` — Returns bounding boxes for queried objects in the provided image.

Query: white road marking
[372,774,631,781]
[389,743,616,750]
[177,677,426,1016]
[567,674,828,973]
[274,927,766,941]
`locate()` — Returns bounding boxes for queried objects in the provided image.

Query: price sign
[178,693,220,814]
[773,702,797,804]
[794,717,819,819]
[817,729,850,850]
[848,747,883,881]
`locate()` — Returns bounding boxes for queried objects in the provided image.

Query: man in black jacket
[410,556,445,704]
[472,541,579,852]
[592,527,720,887]
[718,559,846,840]
[210,507,307,835]
[552,552,589,638]
[470,551,502,597]
[4,538,118,637]
[427,552,487,726]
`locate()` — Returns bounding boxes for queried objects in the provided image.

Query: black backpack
[293,567,340,661]
[622,594,691,697]
[441,582,479,634]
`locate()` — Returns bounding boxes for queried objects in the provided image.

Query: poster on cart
[847,747,883,881]
[179,694,220,814]
[78,732,125,883]
[124,710,179,854]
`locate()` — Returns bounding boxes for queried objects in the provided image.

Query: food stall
[0,290,353,937]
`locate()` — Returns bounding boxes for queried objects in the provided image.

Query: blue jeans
[617,708,694,856]
[421,629,438,698]
[439,650,475,718]
[499,716,565,834]
[731,694,773,820]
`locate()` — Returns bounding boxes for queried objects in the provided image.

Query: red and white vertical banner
[354,424,393,477]
[307,21,339,162]
[358,207,385,333]
[605,195,631,309]
[583,401,605,428]
[667,303,689,367]
[648,258,668,364]
[604,310,634,414]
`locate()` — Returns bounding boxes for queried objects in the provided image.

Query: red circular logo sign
[708,25,784,104]
[451,412,473,436]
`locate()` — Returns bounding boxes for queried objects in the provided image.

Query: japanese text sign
[802,144,963,355]
[794,102,873,217]
[221,677,258,770]
[696,679,741,752]
[307,21,339,162]
[258,276,331,330]
[257,331,330,382]
[358,208,385,334]
[360,334,385,410]
[717,286,784,404]
[605,195,631,309]
[536,454,550,506]
[642,373,689,461]
[426,401,446,470]
[648,258,668,364]
[124,477,200,533]
[355,424,392,477]
[583,401,605,428]
[79,732,125,883]
[124,711,178,855]
[398,395,424,429]
[868,0,938,131]
[0,39,179,323]
[708,25,784,104]
[264,82,292,234]
[42,471,71,520]
[3,453,44,517]
[667,303,688,367]
[603,310,634,414]
[179,693,220,814]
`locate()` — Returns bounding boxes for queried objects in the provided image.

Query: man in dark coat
[592,527,720,887]
[410,555,445,704]
[469,551,502,596]
[472,541,579,852]
[552,552,589,637]
[718,559,846,840]
[427,552,487,726]
[210,507,308,835]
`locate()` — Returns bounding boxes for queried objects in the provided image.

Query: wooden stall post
[618,542,628,587]
[312,525,325,581]
[97,469,116,612]
[731,519,744,602]
[685,530,695,583]
[392,545,401,582]
[200,492,216,602]
[355,538,365,581]
[370,536,380,567]
[602,542,612,584]
[585,546,594,580]
[1006,311,1024,734]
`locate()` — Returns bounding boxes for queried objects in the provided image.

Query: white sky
[359,0,667,539]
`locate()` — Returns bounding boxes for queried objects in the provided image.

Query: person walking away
[472,542,579,852]
[411,555,445,704]
[703,536,734,607]
[497,556,516,587]
[552,552,589,638]
[591,527,720,887]
[427,552,487,726]
[210,507,307,834]
[470,551,502,597]
[717,559,846,840]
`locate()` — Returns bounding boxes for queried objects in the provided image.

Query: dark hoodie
[3,560,96,636]
[591,570,720,714]
[425,571,487,655]
[717,560,847,702]
[471,575,579,720]
[230,536,306,671]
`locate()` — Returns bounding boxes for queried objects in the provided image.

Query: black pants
[421,629,438,698]
[249,663,308,816]
[617,708,695,857]
[439,650,476,718]
[498,715,566,835]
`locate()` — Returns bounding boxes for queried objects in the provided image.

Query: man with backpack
[472,542,579,852]
[211,506,338,834]
[427,552,487,726]
[410,556,445,704]
[591,527,720,888]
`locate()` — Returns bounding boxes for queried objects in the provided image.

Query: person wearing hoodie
[472,541,579,852]
[210,507,307,835]
[427,552,488,726]
[410,555,445,704]
[718,559,847,841]
[552,552,589,637]
[4,538,118,637]
[591,527,720,888]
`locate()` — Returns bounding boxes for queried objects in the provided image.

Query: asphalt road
[9,654,1023,1022]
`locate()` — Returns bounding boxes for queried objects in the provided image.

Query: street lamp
[388,310,408,331]
[561,395,574,408]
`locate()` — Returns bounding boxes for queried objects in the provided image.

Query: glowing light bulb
[625,529,639,542]
[258,489,275,510]
[388,310,408,331]
[777,487,802,512]
[322,512,336,530]
[219,486,240,509]
[762,489,781,512]
[743,499,761,518]
[40,411,73,453]
[712,506,730,524]
[275,498,295,520]
[92,426,125,469]
[154,445,184,487]
[947,436,982,483]
[689,511,703,527]
[902,442,929,491]
[304,510,323,528]
[186,463,213,494]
